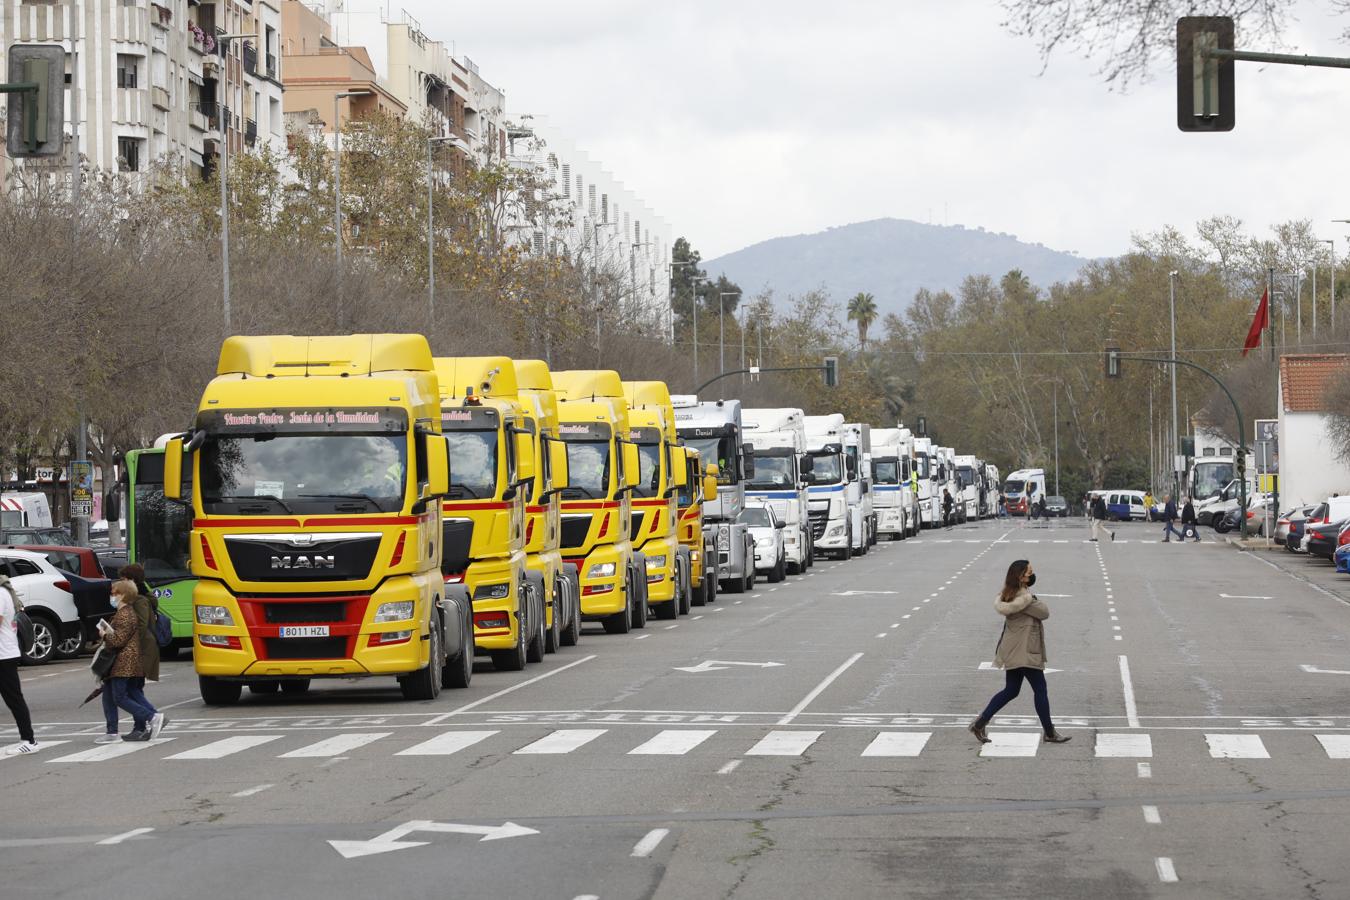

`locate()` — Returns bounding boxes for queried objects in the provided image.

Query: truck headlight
[473,582,511,600]
[756,537,774,548]
[195,605,234,626]
[373,600,415,623]
[645,555,667,571]
[717,526,730,551]
[587,562,617,579]
[826,525,844,537]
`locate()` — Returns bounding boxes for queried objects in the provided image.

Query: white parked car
[1,548,84,664]
[755,497,810,575]
[739,505,787,583]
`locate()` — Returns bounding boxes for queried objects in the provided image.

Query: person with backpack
[969,559,1071,745]
[103,579,166,742]
[1089,493,1114,542]
[0,573,38,754]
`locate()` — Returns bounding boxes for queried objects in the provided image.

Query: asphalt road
[4,515,1350,899]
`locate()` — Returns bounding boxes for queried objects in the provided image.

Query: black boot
[968,718,991,744]
[1043,730,1071,744]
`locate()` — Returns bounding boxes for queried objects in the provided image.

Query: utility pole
[70,22,88,547]
[691,276,705,384]
[1321,238,1336,336]
[719,291,740,376]
[1053,384,1059,496]
[1168,270,1180,497]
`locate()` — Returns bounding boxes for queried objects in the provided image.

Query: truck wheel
[490,614,528,672]
[654,595,678,620]
[677,561,692,615]
[602,572,634,634]
[443,615,473,689]
[400,623,442,701]
[544,582,562,655]
[691,576,707,607]
[526,579,546,664]
[631,571,649,629]
[199,675,242,706]
[560,580,581,647]
[280,679,311,695]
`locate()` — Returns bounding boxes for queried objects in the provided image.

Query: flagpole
[1268,268,1275,363]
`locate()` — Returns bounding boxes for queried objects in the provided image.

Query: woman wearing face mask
[969,560,1070,745]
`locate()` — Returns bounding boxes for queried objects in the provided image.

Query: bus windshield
[131,453,193,585]
[1191,461,1235,500]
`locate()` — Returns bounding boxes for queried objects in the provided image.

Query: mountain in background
[703,218,1091,317]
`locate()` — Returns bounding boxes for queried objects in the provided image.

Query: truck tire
[490,611,528,672]
[400,622,443,701]
[526,576,546,664]
[559,575,581,647]
[677,560,692,615]
[199,675,242,706]
[443,613,473,689]
[654,595,678,620]
[602,572,634,634]
[544,580,562,655]
[631,567,649,629]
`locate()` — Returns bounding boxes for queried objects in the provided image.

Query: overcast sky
[403,0,1349,262]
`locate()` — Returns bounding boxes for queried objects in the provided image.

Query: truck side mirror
[513,430,536,485]
[799,454,814,474]
[672,450,689,488]
[741,442,755,479]
[548,438,569,492]
[163,438,185,501]
[703,471,719,503]
[427,435,450,497]
[623,441,640,488]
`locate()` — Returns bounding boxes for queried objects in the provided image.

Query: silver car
[739,504,787,583]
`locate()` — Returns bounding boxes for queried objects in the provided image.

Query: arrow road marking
[673,660,786,673]
[329,819,539,859]
[1220,593,1274,600]
[979,661,1062,674]
[1301,665,1350,676]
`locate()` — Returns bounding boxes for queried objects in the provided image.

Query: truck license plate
[279,625,329,638]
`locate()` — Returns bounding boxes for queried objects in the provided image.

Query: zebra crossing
[6,727,1350,765]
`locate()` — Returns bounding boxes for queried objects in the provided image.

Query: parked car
[1306,518,1350,561]
[753,497,809,575]
[1216,497,1273,535]
[1275,505,1317,548]
[1103,490,1148,521]
[2,544,115,643]
[1334,540,1350,574]
[0,548,84,663]
[1293,498,1350,552]
[739,504,787,583]
[1,525,73,546]
[94,548,129,578]
[1043,496,1069,517]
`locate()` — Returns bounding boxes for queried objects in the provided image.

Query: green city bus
[124,446,195,659]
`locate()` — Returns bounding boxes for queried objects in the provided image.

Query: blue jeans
[1162,521,1186,541]
[978,667,1054,732]
[101,677,156,733]
[108,677,156,731]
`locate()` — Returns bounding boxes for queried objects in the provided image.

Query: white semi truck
[871,427,917,539]
[804,414,853,559]
[743,407,813,573]
[912,436,939,528]
[954,454,981,522]
[673,396,757,593]
[843,422,874,551]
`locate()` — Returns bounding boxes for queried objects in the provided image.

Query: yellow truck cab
[621,380,689,620]
[677,447,721,607]
[165,334,465,704]
[515,360,582,652]
[433,357,544,673]
[552,369,645,634]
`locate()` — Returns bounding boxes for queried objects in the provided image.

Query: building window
[117,137,142,172]
[117,55,139,89]
[562,164,570,198]
[1202,448,1215,457]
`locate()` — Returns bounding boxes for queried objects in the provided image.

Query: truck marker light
[198,634,241,649]
[597,513,611,539]
[473,611,511,632]
[371,630,412,646]
[582,583,616,596]
[389,531,407,567]
[200,534,218,570]
[526,518,535,543]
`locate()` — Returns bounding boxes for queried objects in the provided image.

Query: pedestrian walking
[1161,494,1186,543]
[1089,493,1114,542]
[1035,496,1047,520]
[942,489,955,529]
[96,568,163,743]
[1144,491,1157,523]
[1181,497,1202,542]
[969,560,1070,745]
[0,573,38,754]
[997,492,1008,518]
[103,579,166,742]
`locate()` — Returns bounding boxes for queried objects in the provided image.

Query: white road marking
[1114,635,1123,641]
[890,623,900,629]
[1220,593,1273,600]
[1156,857,1179,883]
[1112,626,1121,631]
[1137,762,1152,778]
[231,784,274,798]
[1110,615,1118,621]
[912,606,921,611]
[980,732,1040,757]
[629,730,717,756]
[165,735,283,760]
[573,895,600,900]
[692,615,704,620]
[875,633,888,638]
[1095,733,1152,758]
[514,729,607,755]
[1301,664,1350,676]
[635,634,651,640]
[97,827,154,845]
[280,733,390,758]
[52,739,173,763]
[396,730,499,757]
[1206,734,1270,758]
[1118,655,1141,728]
[664,625,679,630]
[777,652,864,725]
[631,828,670,858]
[1316,735,1350,758]
[1142,805,1161,824]
[712,607,724,612]
[717,760,741,775]
[424,654,598,725]
[746,730,822,756]
[861,732,932,757]
[902,614,911,619]
[734,600,743,605]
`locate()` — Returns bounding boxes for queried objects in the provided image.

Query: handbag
[5,583,35,657]
[89,642,118,679]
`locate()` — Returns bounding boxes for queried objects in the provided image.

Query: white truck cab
[871,427,917,540]
[912,436,938,528]
[673,396,757,593]
[954,454,980,523]
[804,414,853,559]
[743,408,813,573]
[843,423,874,552]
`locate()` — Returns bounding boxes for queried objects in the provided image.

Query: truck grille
[560,515,592,550]
[808,510,829,539]
[442,519,474,576]
[262,637,348,660]
[224,534,381,582]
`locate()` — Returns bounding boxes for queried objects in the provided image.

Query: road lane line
[717,760,741,775]
[980,733,1040,757]
[1142,805,1161,824]
[52,740,173,763]
[1155,857,1179,883]
[1096,733,1152,757]
[665,625,679,630]
[1114,635,1123,641]
[165,735,284,760]
[692,615,704,620]
[746,730,822,756]
[1317,735,1350,758]
[97,827,153,845]
[231,784,273,798]
[424,654,598,725]
[875,633,888,638]
[862,732,931,757]
[777,652,864,725]
[631,828,670,858]
[396,730,499,757]
[157,698,202,712]
[1205,734,1270,758]
[514,729,607,754]
[279,733,390,758]
[629,730,716,755]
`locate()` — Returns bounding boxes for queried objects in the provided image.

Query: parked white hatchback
[1,548,84,664]
[739,504,788,583]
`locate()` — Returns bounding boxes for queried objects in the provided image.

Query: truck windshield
[201,433,408,514]
[873,460,899,484]
[635,443,661,498]
[445,431,498,499]
[806,453,843,485]
[131,453,193,585]
[957,466,975,488]
[747,453,794,488]
[563,440,611,498]
[683,436,735,484]
[1005,480,1025,495]
[1191,462,1235,500]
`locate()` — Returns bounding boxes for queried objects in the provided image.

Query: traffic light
[1105,344,1121,378]
[822,356,839,388]
[6,44,66,158]
[1177,17,1235,132]
[916,416,927,437]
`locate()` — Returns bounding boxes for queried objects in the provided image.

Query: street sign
[1254,419,1277,442]
[70,459,93,519]
[1176,17,1235,132]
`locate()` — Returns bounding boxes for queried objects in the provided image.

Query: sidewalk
[1222,534,1350,607]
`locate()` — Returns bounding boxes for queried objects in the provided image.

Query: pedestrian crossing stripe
[19,729,1350,764]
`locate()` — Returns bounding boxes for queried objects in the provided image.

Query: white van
[0,492,53,529]
[1104,490,1148,521]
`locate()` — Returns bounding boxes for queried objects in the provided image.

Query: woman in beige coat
[969,560,1070,744]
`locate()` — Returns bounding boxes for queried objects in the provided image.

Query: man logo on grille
[271,555,336,570]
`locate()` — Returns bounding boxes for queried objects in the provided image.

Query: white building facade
[1276,354,1350,507]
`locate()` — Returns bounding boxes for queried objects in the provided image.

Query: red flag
[1242,288,1269,356]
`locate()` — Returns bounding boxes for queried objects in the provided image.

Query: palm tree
[847,292,878,350]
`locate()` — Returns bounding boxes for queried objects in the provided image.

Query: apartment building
[0,0,285,183]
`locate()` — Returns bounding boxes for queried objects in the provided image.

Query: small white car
[759,498,810,575]
[1,548,84,664]
[739,505,787,583]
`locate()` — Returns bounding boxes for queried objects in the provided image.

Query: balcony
[245,118,257,147]
[188,24,215,55]
[266,53,277,80]
[151,85,171,110]
[151,3,172,29]
[242,42,257,76]
[189,102,211,131]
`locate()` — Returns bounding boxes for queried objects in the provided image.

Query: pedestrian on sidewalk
[969,560,1070,745]
[103,579,166,742]
[1161,494,1186,543]
[1090,493,1114,542]
[942,489,955,529]
[1180,497,1202,542]
[0,573,38,755]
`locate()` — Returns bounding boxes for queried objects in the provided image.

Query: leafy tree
[846,292,878,349]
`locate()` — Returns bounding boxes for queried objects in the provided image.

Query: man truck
[622,380,690,620]
[677,447,720,606]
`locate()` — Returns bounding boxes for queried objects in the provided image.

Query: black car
[1306,518,1350,561]
[1043,496,1069,517]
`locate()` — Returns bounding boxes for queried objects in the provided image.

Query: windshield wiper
[445,484,482,500]
[561,485,599,500]
[214,494,295,513]
[298,492,384,510]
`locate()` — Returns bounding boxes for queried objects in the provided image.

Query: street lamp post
[334,89,373,328]
[667,260,694,344]
[691,275,706,383]
[1322,237,1337,336]
[215,33,254,336]
[1168,270,1180,497]
[426,135,456,335]
[719,291,740,375]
